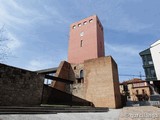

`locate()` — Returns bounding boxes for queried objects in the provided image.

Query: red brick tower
[68,15,105,64]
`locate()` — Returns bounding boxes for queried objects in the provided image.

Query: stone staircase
[0,106,109,114]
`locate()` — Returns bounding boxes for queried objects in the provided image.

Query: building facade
[139,40,160,94]
[120,78,151,101]
[139,48,157,81]
[139,40,160,81]
[68,15,105,64]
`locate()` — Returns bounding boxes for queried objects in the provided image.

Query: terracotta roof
[120,78,146,84]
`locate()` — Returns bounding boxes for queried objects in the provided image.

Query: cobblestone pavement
[119,106,160,120]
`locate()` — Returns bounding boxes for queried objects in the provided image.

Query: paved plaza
[0,106,159,120]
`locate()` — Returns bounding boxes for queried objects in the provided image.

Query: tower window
[72,25,76,29]
[83,21,87,25]
[89,19,93,23]
[80,40,83,47]
[80,70,84,78]
[78,23,82,27]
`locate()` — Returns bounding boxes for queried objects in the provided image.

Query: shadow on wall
[42,85,94,106]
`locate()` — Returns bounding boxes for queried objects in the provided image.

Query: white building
[150,40,160,80]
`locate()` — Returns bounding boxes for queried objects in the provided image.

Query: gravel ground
[0,109,122,120]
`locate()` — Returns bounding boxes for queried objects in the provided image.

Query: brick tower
[51,15,121,108]
[68,15,105,64]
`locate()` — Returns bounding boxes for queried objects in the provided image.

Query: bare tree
[0,25,9,62]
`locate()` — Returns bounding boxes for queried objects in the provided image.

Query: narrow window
[80,70,84,78]
[83,21,87,25]
[80,40,83,47]
[136,90,139,95]
[78,23,81,27]
[89,19,93,23]
[72,25,76,29]
[142,89,145,94]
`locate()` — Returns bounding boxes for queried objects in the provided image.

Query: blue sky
[0,0,160,81]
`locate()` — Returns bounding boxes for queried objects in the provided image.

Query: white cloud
[27,60,42,70]
[26,59,57,71]
[0,0,29,27]
[0,0,49,29]
[105,42,143,71]
[106,42,140,56]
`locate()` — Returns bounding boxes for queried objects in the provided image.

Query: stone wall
[71,56,122,108]
[71,63,86,99]
[49,56,122,108]
[71,63,84,79]
[84,56,121,108]
[111,57,122,108]
[0,63,44,106]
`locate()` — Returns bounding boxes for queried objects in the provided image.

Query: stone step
[0,106,109,114]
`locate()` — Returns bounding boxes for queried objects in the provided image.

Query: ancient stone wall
[83,56,121,108]
[111,57,122,108]
[71,56,122,108]
[71,63,86,99]
[0,63,44,106]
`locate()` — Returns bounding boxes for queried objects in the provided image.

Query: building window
[72,25,76,29]
[148,61,153,65]
[89,19,93,23]
[142,89,145,94]
[123,85,128,92]
[151,69,156,77]
[83,21,87,25]
[80,70,84,78]
[136,90,139,95]
[74,66,76,70]
[78,23,82,27]
[80,40,83,47]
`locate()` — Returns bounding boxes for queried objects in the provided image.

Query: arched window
[80,70,84,78]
